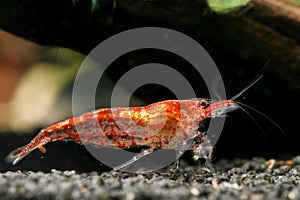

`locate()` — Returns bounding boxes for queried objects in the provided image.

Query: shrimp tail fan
[5,146,31,165]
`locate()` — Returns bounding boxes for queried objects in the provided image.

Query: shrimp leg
[113,147,155,171]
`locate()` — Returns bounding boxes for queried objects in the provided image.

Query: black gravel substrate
[1,157,300,200]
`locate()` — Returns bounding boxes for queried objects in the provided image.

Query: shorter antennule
[231,74,263,100]
[231,59,270,100]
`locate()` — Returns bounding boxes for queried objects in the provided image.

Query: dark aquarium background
[0,0,299,172]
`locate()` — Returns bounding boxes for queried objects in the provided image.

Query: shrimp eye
[200,100,208,107]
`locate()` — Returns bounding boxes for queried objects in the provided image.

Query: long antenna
[236,102,285,134]
[236,104,269,141]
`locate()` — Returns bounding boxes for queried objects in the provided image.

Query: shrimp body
[6,99,237,166]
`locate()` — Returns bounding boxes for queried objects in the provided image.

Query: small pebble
[190,187,200,196]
